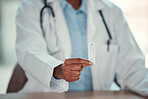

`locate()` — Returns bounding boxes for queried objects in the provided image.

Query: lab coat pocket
[96,43,119,89]
[103,43,119,68]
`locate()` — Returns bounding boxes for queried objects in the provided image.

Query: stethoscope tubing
[99,10,112,51]
[40,1,112,51]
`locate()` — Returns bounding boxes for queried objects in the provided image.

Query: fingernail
[89,61,93,65]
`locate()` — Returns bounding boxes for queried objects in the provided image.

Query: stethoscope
[40,0,112,51]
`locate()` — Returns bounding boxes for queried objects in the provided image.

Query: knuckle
[79,65,82,68]
[81,64,86,67]
[64,59,68,64]
[75,72,80,76]
[78,58,81,62]
[75,71,79,74]
[65,76,69,80]
[65,79,70,82]
[75,77,79,81]
[72,77,79,82]
[65,77,71,82]
[65,59,70,64]
[77,77,80,80]
[77,72,80,76]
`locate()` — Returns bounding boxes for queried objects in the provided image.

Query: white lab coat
[16,0,148,96]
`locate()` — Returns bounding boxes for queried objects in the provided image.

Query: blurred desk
[0,91,147,99]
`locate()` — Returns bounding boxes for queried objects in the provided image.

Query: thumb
[81,62,93,67]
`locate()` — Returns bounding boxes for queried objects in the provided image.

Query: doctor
[16,0,148,96]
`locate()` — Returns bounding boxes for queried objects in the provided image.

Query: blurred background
[0,0,148,94]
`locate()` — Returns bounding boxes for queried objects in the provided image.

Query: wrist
[53,64,64,79]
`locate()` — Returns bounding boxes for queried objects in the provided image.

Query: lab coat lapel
[87,0,105,42]
[53,1,71,58]
[87,0,96,42]
[87,0,109,90]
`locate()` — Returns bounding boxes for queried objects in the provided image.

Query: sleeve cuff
[50,76,69,92]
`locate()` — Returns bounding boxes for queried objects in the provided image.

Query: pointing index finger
[65,58,93,66]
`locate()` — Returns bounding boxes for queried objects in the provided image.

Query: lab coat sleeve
[15,0,68,92]
[114,7,148,96]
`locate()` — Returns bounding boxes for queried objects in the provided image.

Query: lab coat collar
[87,0,105,11]
[96,0,106,11]
[86,0,105,42]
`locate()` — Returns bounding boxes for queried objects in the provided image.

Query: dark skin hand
[53,0,87,82]
[54,58,93,82]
